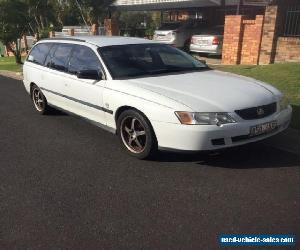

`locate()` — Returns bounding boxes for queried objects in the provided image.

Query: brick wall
[240,17,264,65]
[222,16,243,65]
[104,19,119,36]
[259,5,279,64]
[222,3,300,65]
[275,37,300,63]
[222,15,264,65]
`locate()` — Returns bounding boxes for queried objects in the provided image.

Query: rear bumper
[190,44,222,55]
[152,106,292,152]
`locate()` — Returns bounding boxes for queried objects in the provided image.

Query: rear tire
[31,84,49,115]
[117,109,158,159]
[183,39,191,52]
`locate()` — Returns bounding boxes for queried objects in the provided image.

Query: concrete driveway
[191,53,222,66]
[0,75,299,249]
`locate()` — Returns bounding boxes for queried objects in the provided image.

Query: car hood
[126,70,281,112]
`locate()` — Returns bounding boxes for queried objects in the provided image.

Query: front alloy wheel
[118,110,157,159]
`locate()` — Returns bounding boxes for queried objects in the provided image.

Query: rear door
[64,44,107,125]
[41,43,74,109]
[24,42,53,91]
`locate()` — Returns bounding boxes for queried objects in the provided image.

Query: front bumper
[152,106,292,152]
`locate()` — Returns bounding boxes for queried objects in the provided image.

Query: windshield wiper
[148,68,182,75]
[116,66,210,79]
[148,67,208,75]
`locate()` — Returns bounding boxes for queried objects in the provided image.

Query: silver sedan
[190,26,224,55]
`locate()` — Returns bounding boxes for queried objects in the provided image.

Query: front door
[64,44,107,125]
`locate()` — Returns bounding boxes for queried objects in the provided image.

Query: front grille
[235,102,277,120]
[211,138,225,146]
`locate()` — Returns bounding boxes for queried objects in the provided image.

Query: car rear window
[199,26,224,35]
[158,23,181,30]
[27,43,52,65]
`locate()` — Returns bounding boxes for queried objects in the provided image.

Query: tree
[78,0,115,25]
[25,0,82,32]
[0,0,115,65]
[119,11,159,37]
[52,0,82,27]
[0,0,29,64]
[23,0,114,36]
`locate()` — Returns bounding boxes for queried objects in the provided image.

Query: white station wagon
[23,36,292,159]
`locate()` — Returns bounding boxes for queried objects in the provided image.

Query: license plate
[250,121,277,137]
[197,40,209,45]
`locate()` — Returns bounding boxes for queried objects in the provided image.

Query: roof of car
[40,36,157,47]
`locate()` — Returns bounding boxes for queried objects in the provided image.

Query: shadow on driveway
[291,104,300,130]
[155,142,300,169]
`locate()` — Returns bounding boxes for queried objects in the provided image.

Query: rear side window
[44,44,58,67]
[68,45,101,75]
[50,44,73,72]
[27,43,52,65]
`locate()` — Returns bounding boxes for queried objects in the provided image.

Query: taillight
[212,36,220,45]
[191,37,197,44]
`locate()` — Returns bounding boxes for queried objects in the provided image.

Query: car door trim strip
[40,87,113,114]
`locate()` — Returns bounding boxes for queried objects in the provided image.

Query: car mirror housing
[77,70,102,81]
[199,59,207,65]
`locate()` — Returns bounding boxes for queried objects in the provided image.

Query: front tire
[31,84,49,115]
[117,109,157,159]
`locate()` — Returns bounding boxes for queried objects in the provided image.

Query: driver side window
[68,45,102,75]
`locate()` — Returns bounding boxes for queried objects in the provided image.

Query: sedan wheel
[31,85,48,114]
[118,110,157,159]
[121,116,147,153]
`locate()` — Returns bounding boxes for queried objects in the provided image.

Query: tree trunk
[34,15,41,30]
[40,15,45,29]
[12,40,22,65]
[15,53,22,64]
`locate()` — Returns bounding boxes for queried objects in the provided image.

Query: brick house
[222,0,300,64]
[114,0,300,65]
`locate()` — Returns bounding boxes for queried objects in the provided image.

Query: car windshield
[98,44,208,79]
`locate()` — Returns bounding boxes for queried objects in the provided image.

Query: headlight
[279,95,289,111]
[175,112,236,126]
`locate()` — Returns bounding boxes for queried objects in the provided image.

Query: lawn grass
[213,63,300,130]
[0,56,23,72]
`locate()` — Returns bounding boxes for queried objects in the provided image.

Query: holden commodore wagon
[23,36,292,159]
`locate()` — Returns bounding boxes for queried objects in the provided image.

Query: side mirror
[199,59,207,65]
[77,70,102,80]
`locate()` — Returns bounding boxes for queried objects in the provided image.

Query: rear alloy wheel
[31,85,48,115]
[117,110,157,159]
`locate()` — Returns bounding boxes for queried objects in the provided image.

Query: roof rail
[40,37,86,42]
